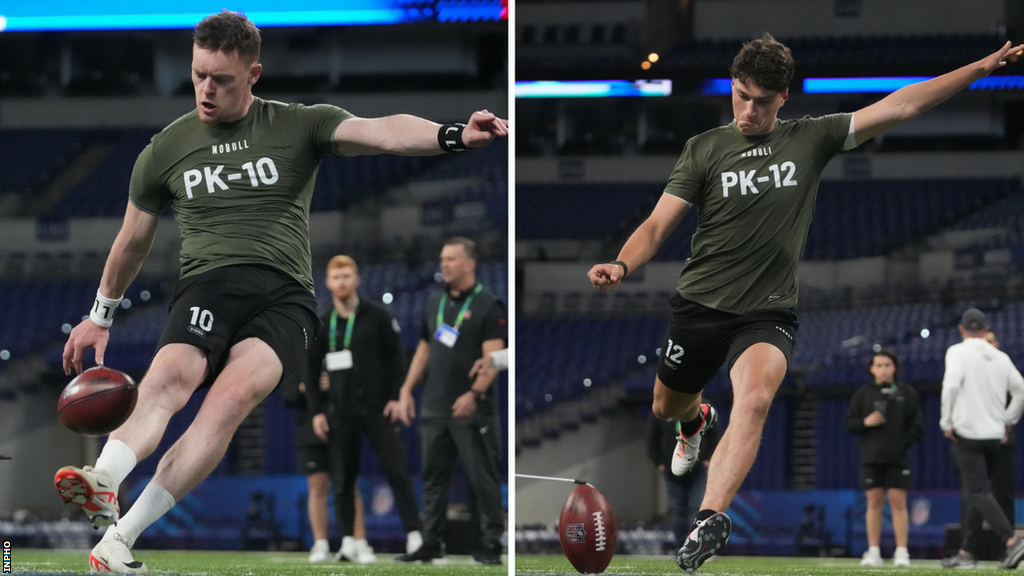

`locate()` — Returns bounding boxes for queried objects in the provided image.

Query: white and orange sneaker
[671,404,717,476]
[89,530,147,574]
[55,466,119,529]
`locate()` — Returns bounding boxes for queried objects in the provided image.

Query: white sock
[112,483,176,545]
[896,546,909,555]
[868,546,881,556]
[94,439,137,487]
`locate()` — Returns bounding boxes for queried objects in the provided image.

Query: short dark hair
[729,33,794,94]
[194,10,261,65]
[868,348,901,379]
[444,236,478,260]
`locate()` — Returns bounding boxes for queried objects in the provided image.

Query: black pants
[420,416,504,549]
[959,440,1016,553]
[326,412,423,536]
[954,438,1015,550]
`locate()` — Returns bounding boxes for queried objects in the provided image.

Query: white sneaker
[308,539,331,562]
[671,404,717,476]
[56,466,120,530]
[354,539,377,563]
[336,536,356,562]
[89,530,147,574]
[893,548,911,567]
[406,530,423,554]
[860,550,883,567]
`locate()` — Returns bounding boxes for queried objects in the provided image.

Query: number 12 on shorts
[665,338,684,362]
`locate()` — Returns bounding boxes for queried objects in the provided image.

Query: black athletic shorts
[860,463,912,490]
[297,443,330,475]
[156,264,319,389]
[657,293,798,394]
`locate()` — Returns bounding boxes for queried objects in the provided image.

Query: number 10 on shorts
[189,307,214,332]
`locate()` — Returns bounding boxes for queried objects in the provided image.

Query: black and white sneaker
[1001,538,1024,569]
[941,551,977,569]
[394,540,447,564]
[676,512,731,573]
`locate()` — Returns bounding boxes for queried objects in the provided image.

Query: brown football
[57,366,138,436]
[558,483,618,574]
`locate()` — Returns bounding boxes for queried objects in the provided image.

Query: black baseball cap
[960,308,987,331]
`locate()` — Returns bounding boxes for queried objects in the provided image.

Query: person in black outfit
[647,416,720,548]
[846,349,924,567]
[387,237,507,565]
[305,255,424,560]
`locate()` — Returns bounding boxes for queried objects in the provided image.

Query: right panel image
[515,1,1024,574]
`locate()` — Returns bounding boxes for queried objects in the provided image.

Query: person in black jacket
[647,415,720,548]
[305,255,424,561]
[847,349,924,567]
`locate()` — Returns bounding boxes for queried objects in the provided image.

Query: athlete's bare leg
[652,377,701,422]
[701,342,787,511]
[307,472,330,541]
[107,344,209,462]
[865,487,885,548]
[888,488,909,548]
[151,338,283,500]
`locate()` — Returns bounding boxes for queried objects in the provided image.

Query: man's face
[440,244,474,286]
[870,355,896,385]
[326,266,359,300]
[731,78,788,136]
[191,45,261,124]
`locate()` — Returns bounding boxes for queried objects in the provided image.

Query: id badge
[325,350,353,371]
[434,323,460,348]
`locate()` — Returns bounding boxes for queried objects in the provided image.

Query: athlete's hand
[943,428,957,443]
[62,319,110,375]
[977,41,1024,76]
[588,263,626,291]
[319,371,330,391]
[384,393,416,427]
[312,413,330,442]
[452,392,477,419]
[863,411,885,427]
[462,110,509,149]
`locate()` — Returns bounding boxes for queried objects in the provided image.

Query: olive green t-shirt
[665,113,853,314]
[129,97,353,292]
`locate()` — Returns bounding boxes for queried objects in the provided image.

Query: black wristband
[609,260,628,277]
[438,123,468,153]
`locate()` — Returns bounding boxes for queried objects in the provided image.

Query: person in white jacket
[940,308,1024,569]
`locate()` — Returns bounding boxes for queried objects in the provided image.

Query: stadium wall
[693,0,1005,39]
[515,411,660,524]
[0,91,507,129]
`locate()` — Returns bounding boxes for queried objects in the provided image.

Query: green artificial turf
[7,549,506,575]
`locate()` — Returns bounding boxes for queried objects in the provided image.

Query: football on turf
[57,366,138,436]
[558,483,618,574]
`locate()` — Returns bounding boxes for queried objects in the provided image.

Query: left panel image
[0,2,510,572]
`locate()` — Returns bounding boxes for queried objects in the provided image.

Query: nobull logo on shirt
[211,139,249,155]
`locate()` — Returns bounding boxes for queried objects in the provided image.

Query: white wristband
[89,291,122,328]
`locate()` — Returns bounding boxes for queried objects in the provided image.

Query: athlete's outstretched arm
[62,202,159,374]
[588,193,691,291]
[333,110,509,156]
[852,41,1023,147]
